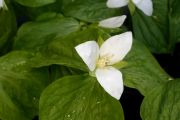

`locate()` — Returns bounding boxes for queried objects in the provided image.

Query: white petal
[107,0,129,8]
[99,32,132,65]
[0,0,7,10]
[75,41,99,71]
[95,66,124,100]
[98,15,127,28]
[132,0,153,16]
[0,0,3,8]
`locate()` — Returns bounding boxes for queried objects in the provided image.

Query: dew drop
[33,97,36,100]
[168,77,173,80]
[96,101,101,104]
[79,107,83,111]
[22,70,28,73]
[50,106,56,115]
[153,16,158,20]
[16,61,26,66]
[65,114,72,119]
[2,67,7,70]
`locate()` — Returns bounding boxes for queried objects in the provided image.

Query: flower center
[97,57,109,68]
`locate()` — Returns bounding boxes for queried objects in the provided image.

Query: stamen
[97,57,109,68]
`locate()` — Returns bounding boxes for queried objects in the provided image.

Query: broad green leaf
[21,4,61,20]
[13,16,80,52]
[0,2,16,55]
[48,65,85,82]
[141,79,180,120]
[152,0,169,31]
[0,51,49,120]
[62,0,120,22]
[131,0,180,53]
[131,0,169,53]
[132,11,168,53]
[35,12,63,21]
[15,0,56,7]
[169,0,180,44]
[30,28,109,71]
[40,75,124,120]
[122,40,170,95]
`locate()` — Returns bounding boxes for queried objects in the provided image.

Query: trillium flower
[98,15,127,28]
[107,0,153,16]
[0,0,7,10]
[75,32,132,100]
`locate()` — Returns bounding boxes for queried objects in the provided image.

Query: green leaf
[122,40,170,95]
[48,65,85,82]
[141,79,180,120]
[13,16,80,52]
[15,0,56,7]
[30,28,109,71]
[0,3,17,55]
[132,11,168,53]
[131,0,169,53]
[131,0,180,53]
[0,51,49,120]
[35,12,63,21]
[21,4,62,20]
[62,0,120,22]
[169,0,180,44]
[40,75,124,120]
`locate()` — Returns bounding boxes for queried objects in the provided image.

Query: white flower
[0,0,7,10]
[75,32,132,100]
[98,15,126,28]
[107,0,153,16]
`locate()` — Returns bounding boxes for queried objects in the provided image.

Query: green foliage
[40,75,124,120]
[14,19,171,96]
[0,2,16,55]
[132,11,168,53]
[0,51,49,120]
[14,0,56,7]
[123,40,170,95]
[14,27,99,70]
[14,0,120,21]
[0,0,179,119]
[169,0,180,44]
[13,15,80,52]
[131,0,180,53]
[141,79,180,120]
[62,0,120,22]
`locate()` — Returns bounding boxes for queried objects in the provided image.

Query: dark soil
[120,87,143,120]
